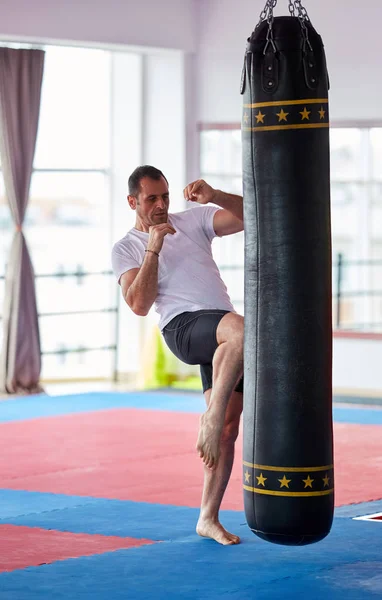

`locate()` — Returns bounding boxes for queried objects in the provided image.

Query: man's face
[129,176,169,227]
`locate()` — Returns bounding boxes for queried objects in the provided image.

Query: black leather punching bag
[241,2,334,545]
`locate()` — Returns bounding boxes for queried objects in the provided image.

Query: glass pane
[329,128,364,181]
[371,184,382,239]
[371,182,382,205]
[371,128,382,181]
[36,273,116,318]
[40,311,115,353]
[34,46,111,169]
[330,182,361,250]
[200,130,242,176]
[42,348,114,380]
[40,311,115,379]
[330,182,367,329]
[370,183,382,328]
[369,243,382,332]
[26,172,110,274]
[200,173,242,196]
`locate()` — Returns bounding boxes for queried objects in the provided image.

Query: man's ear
[127,195,137,210]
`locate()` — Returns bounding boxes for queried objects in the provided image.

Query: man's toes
[226,532,240,544]
[205,455,213,469]
[207,455,214,469]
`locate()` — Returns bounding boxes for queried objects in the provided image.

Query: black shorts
[162,309,244,394]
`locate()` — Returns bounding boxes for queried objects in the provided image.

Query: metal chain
[257,0,311,26]
[294,0,310,23]
[256,0,312,53]
[256,0,277,29]
[258,3,270,24]
[255,0,278,54]
[294,0,312,50]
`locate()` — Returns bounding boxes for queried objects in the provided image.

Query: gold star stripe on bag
[242,98,329,132]
[243,461,334,497]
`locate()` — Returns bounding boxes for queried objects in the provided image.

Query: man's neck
[134,219,149,233]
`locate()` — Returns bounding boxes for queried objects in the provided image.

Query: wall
[0,0,197,52]
[196,0,382,124]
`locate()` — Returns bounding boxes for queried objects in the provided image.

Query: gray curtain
[0,48,45,394]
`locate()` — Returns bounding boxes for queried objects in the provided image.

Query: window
[0,45,114,379]
[34,47,110,170]
[200,129,242,195]
[199,129,244,313]
[200,125,382,331]
[31,46,113,379]
[330,128,382,329]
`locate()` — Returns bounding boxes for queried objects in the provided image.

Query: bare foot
[196,517,241,545]
[196,413,223,469]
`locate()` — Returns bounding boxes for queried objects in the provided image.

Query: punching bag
[241,0,334,545]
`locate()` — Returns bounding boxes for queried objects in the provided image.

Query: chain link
[256,0,277,29]
[294,0,312,50]
[258,3,270,24]
[257,0,310,26]
[294,0,310,22]
[256,0,312,53]
[256,0,278,54]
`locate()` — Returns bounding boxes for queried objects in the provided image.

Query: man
[111,165,244,546]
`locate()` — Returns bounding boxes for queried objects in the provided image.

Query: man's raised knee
[217,313,244,346]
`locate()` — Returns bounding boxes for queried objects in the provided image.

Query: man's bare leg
[196,389,243,545]
[196,313,244,469]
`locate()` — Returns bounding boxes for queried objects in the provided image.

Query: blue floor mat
[0,391,381,425]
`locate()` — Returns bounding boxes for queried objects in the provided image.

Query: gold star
[300,107,311,120]
[255,110,265,123]
[278,475,292,488]
[318,106,326,120]
[243,112,249,124]
[322,474,330,487]
[302,475,314,489]
[256,472,267,487]
[244,470,251,483]
[276,108,289,122]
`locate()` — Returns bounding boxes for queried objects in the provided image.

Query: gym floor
[0,389,381,599]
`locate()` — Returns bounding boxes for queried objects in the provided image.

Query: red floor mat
[0,409,381,509]
[0,524,155,573]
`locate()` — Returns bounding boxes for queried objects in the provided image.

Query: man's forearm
[212,190,243,221]
[126,253,159,316]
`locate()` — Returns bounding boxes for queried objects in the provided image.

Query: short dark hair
[128,165,168,197]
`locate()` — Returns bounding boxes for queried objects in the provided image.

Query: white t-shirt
[111,205,234,330]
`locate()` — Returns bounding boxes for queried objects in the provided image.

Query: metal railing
[0,268,120,381]
[333,254,382,330]
[220,255,382,332]
[1,255,382,382]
